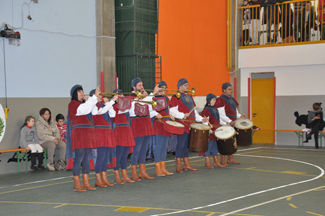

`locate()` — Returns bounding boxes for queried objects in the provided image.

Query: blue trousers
[131,136,151,165]
[176,132,189,158]
[73,148,92,176]
[154,135,169,162]
[114,145,131,170]
[95,147,113,173]
[205,140,219,157]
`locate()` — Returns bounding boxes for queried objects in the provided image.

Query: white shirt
[76,95,98,116]
[217,106,241,123]
[91,100,116,118]
[169,106,203,122]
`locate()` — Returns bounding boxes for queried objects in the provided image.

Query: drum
[234,118,254,146]
[188,123,210,152]
[214,126,237,155]
[163,120,185,135]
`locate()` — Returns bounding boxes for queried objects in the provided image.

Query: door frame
[248,72,276,144]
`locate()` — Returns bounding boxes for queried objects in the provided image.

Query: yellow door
[251,75,275,144]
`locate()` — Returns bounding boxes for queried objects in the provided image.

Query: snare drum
[188,123,210,152]
[234,118,253,146]
[163,120,185,135]
[214,126,237,155]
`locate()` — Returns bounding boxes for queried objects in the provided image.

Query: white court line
[151,154,325,216]
[0,147,263,189]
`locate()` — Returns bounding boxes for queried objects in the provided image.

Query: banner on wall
[0,104,6,143]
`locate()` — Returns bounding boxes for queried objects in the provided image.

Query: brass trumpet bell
[133,99,157,107]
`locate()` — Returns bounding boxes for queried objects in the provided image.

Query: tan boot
[213,155,226,167]
[139,164,154,179]
[205,157,214,169]
[176,158,184,173]
[220,155,228,166]
[154,162,165,177]
[73,175,86,192]
[183,157,197,171]
[82,174,96,191]
[131,165,141,182]
[114,170,124,184]
[160,161,173,175]
[121,169,135,183]
[95,173,107,188]
[227,155,240,164]
[101,171,114,186]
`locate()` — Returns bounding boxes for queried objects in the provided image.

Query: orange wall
[158,0,230,96]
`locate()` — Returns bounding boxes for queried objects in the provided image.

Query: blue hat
[177,78,188,89]
[89,89,96,96]
[131,77,142,88]
[158,81,167,88]
[222,82,232,90]
[70,84,82,97]
[206,93,217,104]
[113,89,123,94]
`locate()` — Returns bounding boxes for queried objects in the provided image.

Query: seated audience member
[36,108,66,171]
[305,102,325,148]
[55,114,67,170]
[20,116,46,171]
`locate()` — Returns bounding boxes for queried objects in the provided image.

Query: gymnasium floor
[0,145,324,216]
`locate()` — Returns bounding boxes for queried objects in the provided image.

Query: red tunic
[93,105,116,148]
[201,108,220,141]
[153,100,172,137]
[170,93,196,134]
[68,100,97,151]
[215,94,239,121]
[113,106,135,147]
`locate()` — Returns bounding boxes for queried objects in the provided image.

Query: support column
[96,0,115,93]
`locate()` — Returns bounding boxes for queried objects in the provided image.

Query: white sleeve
[219,118,227,126]
[129,101,136,117]
[217,106,232,123]
[97,101,115,115]
[169,106,185,119]
[236,108,242,118]
[150,109,159,118]
[76,95,98,116]
[108,105,116,118]
[195,109,203,122]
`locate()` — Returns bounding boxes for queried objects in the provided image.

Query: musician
[89,89,118,187]
[112,89,135,183]
[169,78,208,172]
[67,85,99,192]
[129,77,161,180]
[215,82,243,165]
[201,94,227,168]
[152,81,174,176]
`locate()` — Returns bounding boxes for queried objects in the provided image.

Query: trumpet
[132,98,158,107]
[101,91,143,98]
[164,88,195,96]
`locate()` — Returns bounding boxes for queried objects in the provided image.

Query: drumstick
[155,115,177,125]
[203,116,213,128]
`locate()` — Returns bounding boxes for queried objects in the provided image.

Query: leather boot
[154,162,165,177]
[183,157,197,171]
[160,161,173,175]
[101,171,114,186]
[131,165,141,181]
[220,155,228,166]
[205,157,214,169]
[176,158,184,173]
[82,174,96,191]
[114,170,124,184]
[227,155,240,164]
[95,173,107,188]
[121,169,135,183]
[139,164,154,179]
[73,175,86,192]
[213,155,226,167]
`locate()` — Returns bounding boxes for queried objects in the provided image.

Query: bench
[252,129,323,147]
[0,148,47,172]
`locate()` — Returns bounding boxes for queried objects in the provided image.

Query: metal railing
[238,0,325,47]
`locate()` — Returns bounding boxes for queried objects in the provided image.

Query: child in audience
[56,114,67,143]
[305,102,325,148]
[20,116,46,171]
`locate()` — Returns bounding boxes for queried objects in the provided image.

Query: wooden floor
[0,144,324,216]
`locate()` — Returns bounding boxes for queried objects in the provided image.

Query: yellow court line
[314,189,325,191]
[53,204,67,208]
[245,152,325,158]
[206,213,216,216]
[0,201,263,216]
[289,203,298,208]
[286,197,292,201]
[306,211,323,216]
